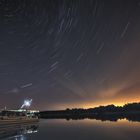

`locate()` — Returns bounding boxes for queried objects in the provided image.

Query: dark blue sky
[0,0,140,110]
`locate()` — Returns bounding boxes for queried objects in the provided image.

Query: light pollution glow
[47,94,140,110]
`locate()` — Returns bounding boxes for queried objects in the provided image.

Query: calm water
[2,119,140,140]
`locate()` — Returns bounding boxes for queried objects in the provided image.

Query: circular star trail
[0,0,140,110]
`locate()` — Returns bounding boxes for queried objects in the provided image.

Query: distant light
[21,99,32,109]
[24,100,31,107]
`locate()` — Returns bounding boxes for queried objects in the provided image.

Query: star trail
[0,0,140,110]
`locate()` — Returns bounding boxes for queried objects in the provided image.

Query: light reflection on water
[0,123,38,140]
[2,119,140,140]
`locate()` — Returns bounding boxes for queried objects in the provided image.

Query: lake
[2,119,140,140]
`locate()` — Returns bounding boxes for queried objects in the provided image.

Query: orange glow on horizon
[46,91,140,110]
[53,97,140,110]
[81,98,140,109]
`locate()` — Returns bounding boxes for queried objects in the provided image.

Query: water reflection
[0,123,38,140]
[1,115,140,140]
[41,113,140,123]
[25,119,140,140]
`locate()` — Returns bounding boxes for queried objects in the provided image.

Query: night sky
[0,0,140,110]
